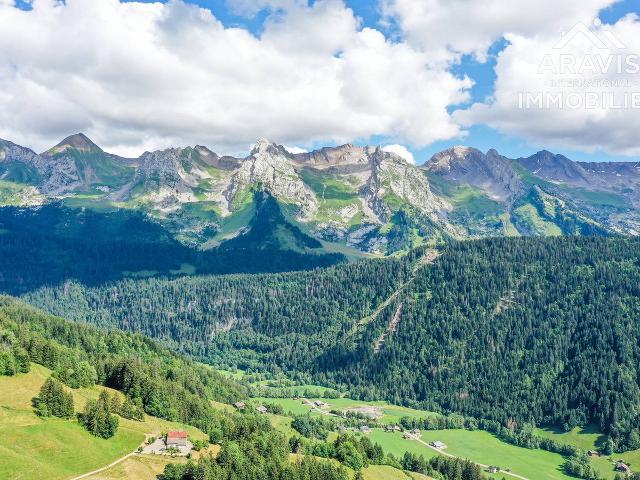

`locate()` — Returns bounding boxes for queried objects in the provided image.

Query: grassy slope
[535,426,640,479]
[0,364,207,480]
[252,396,438,424]
[83,455,187,480]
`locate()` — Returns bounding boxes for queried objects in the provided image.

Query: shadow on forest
[0,201,344,295]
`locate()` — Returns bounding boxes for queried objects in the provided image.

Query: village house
[615,462,631,473]
[430,440,446,449]
[166,431,188,447]
[256,405,268,414]
[410,429,422,438]
[488,466,500,474]
[233,401,246,410]
[313,400,329,408]
[384,425,401,432]
[359,425,372,434]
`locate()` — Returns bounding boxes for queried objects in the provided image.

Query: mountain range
[2,133,640,256]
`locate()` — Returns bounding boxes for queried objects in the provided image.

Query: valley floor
[249,388,637,480]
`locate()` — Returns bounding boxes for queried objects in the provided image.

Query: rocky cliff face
[2,133,640,254]
[424,146,522,201]
[226,139,318,219]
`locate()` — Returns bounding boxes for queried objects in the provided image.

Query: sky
[1,0,639,164]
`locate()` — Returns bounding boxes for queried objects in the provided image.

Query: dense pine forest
[0,201,344,293]
[0,296,491,480]
[23,236,640,453]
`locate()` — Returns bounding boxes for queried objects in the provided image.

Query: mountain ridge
[2,133,640,254]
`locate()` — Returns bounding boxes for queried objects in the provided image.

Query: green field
[536,425,605,452]
[535,426,640,479]
[255,393,583,480]
[0,364,207,480]
[252,395,439,423]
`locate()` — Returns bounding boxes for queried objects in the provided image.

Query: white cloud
[283,145,307,154]
[382,144,415,164]
[384,0,616,63]
[0,0,471,156]
[455,14,640,155]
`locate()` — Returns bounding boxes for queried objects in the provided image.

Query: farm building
[233,402,246,410]
[256,405,268,414]
[359,425,372,434]
[615,462,631,473]
[166,431,188,447]
[430,440,446,449]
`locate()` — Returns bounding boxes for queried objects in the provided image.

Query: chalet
[313,401,329,408]
[615,462,631,473]
[360,425,372,434]
[410,429,422,439]
[166,431,188,447]
[430,440,446,449]
[384,425,401,432]
[233,402,246,410]
[488,466,500,474]
[256,405,268,414]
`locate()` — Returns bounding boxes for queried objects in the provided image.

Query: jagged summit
[424,145,521,201]
[45,133,102,155]
[3,134,640,254]
[516,150,588,183]
[293,143,373,167]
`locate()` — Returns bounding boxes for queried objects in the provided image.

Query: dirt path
[69,434,153,480]
[373,302,402,353]
[404,433,529,480]
[356,248,440,331]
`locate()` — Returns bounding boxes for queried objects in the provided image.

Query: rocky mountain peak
[45,133,102,155]
[424,146,521,201]
[425,146,485,172]
[226,138,317,218]
[517,150,588,183]
[292,143,370,167]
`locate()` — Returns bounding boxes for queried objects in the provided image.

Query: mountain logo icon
[554,19,626,50]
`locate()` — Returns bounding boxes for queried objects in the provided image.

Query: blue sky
[114,0,638,162]
[5,0,640,163]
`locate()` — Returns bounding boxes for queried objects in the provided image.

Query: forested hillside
[1,296,490,480]
[24,250,417,367]
[0,200,344,294]
[24,236,640,454]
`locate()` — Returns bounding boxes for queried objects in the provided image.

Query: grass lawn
[369,430,438,459]
[426,430,572,480]
[369,429,574,480]
[534,425,640,479]
[83,454,187,480]
[252,397,313,416]
[0,364,207,480]
[362,464,432,480]
[251,395,439,423]
[535,425,605,452]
